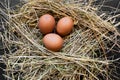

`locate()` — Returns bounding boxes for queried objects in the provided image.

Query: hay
[1,0,120,80]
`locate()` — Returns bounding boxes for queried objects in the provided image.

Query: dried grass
[0,0,120,80]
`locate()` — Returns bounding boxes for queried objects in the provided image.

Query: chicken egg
[56,17,74,36]
[38,14,55,34]
[43,33,63,51]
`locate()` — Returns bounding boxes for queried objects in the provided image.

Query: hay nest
[1,0,120,80]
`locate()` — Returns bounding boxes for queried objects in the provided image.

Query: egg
[38,14,55,34]
[43,33,63,51]
[56,17,74,36]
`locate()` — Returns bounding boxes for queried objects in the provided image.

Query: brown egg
[38,14,55,34]
[56,17,74,36]
[43,33,63,51]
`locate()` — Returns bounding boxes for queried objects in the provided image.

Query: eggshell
[38,14,55,34]
[43,33,63,51]
[56,17,74,36]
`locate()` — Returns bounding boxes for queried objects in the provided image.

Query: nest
[1,0,120,80]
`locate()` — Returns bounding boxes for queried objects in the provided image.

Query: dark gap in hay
[107,62,120,80]
[97,73,107,80]
[94,34,120,59]
[0,63,6,80]
[13,31,21,38]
